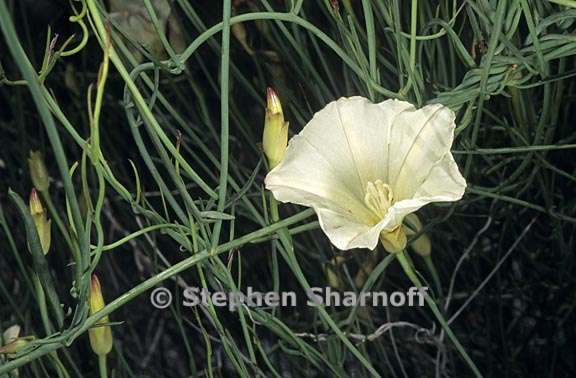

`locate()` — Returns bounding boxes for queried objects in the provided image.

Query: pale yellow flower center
[364,180,406,253]
[364,179,393,220]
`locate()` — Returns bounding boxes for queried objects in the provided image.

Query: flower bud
[29,189,43,216]
[322,256,345,290]
[28,151,50,192]
[404,214,432,257]
[1,325,27,373]
[342,0,353,14]
[263,87,289,169]
[2,325,21,344]
[266,87,283,115]
[323,263,341,290]
[232,22,253,55]
[0,338,31,356]
[380,225,407,254]
[29,189,51,255]
[89,274,113,356]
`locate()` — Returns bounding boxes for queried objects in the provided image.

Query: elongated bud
[89,274,113,356]
[29,189,51,255]
[404,214,432,257]
[28,151,50,192]
[263,87,289,169]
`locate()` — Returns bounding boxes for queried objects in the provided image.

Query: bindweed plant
[0,0,575,376]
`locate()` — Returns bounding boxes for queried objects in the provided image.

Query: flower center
[364,180,393,220]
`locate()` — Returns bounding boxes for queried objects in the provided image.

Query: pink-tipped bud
[266,87,283,116]
[29,189,43,216]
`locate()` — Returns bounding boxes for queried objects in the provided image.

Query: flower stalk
[404,214,443,297]
[395,250,481,377]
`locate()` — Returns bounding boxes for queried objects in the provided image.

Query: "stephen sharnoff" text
[178,286,428,311]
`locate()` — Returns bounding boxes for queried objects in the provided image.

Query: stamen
[364,179,393,219]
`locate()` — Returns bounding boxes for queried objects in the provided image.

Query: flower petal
[386,153,467,228]
[316,150,466,251]
[314,207,398,250]
[413,152,467,201]
[324,97,414,186]
[265,132,374,225]
[387,103,458,200]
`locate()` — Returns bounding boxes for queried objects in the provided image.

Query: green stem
[211,0,232,248]
[423,255,444,299]
[33,273,53,335]
[8,190,64,328]
[0,210,315,375]
[34,273,69,378]
[98,355,107,378]
[0,0,85,245]
[269,197,380,377]
[396,251,482,377]
[361,0,377,99]
[549,0,576,8]
[49,352,70,378]
[177,11,398,98]
[409,0,418,75]
[40,191,75,255]
[400,0,419,100]
[292,0,304,14]
[85,0,217,200]
[268,193,281,305]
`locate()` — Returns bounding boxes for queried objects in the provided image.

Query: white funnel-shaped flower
[265,97,466,252]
